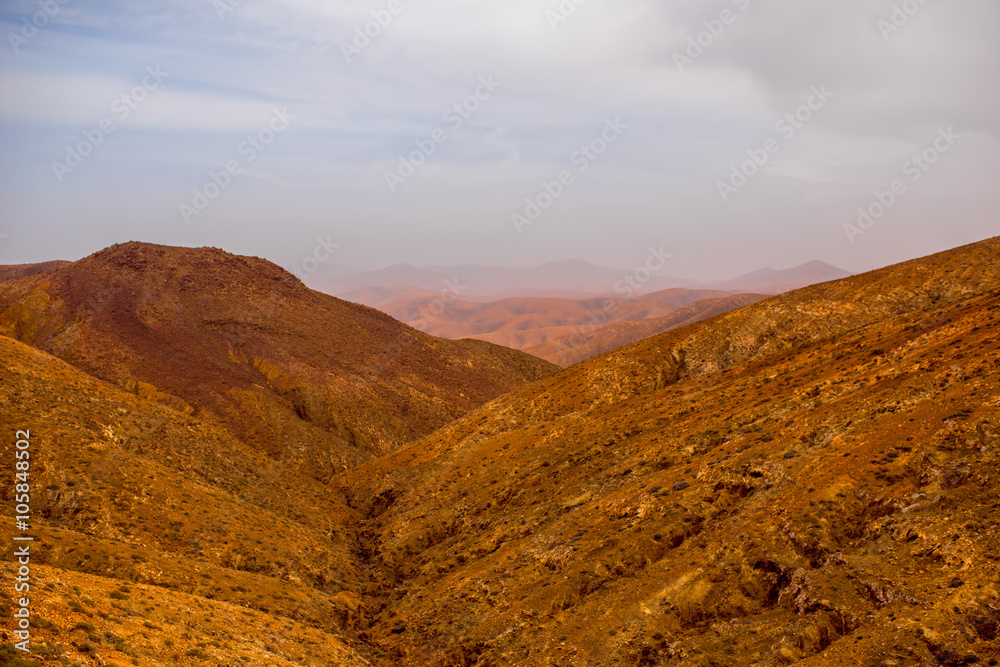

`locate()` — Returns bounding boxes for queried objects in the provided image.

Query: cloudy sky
[0,0,997,282]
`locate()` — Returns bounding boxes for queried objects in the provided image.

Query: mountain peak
[79,241,303,291]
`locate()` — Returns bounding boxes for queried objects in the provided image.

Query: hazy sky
[1,0,997,282]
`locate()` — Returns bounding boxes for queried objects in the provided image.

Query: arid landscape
[2,2,998,665]
[3,236,1000,666]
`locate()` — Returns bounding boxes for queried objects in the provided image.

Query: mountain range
[316,259,851,306]
[1,237,999,666]
[318,261,849,367]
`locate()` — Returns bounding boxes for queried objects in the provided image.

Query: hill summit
[0,241,557,477]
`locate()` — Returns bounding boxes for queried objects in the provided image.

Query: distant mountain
[315,260,850,353]
[0,242,557,478]
[381,289,737,351]
[313,259,850,303]
[312,259,697,300]
[716,259,851,293]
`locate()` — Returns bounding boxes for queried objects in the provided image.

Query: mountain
[0,242,557,479]
[380,289,737,352]
[314,260,850,305]
[528,292,768,366]
[718,259,851,293]
[319,262,849,362]
[335,235,1000,665]
[313,259,697,301]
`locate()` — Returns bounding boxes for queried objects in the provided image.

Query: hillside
[0,242,557,478]
[528,293,767,367]
[0,335,371,666]
[336,236,1000,665]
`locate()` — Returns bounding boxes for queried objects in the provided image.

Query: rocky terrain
[339,235,1000,665]
[2,236,1000,666]
[0,335,370,666]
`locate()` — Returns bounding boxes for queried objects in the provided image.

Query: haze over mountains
[312,259,849,366]
[2,237,1000,666]
[317,259,851,306]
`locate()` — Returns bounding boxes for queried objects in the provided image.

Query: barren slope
[0,242,557,477]
[338,236,1000,666]
[0,335,372,666]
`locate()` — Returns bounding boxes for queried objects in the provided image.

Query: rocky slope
[0,243,557,479]
[338,236,1000,666]
[0,335,370,666]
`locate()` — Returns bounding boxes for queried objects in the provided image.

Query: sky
[0,0,998,284]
